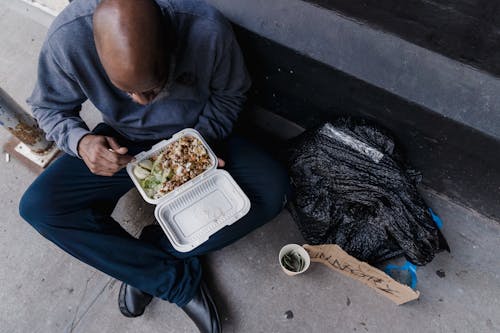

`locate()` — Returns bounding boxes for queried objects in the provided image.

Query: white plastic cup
[278,244,311,276]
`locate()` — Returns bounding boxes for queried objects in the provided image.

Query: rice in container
[127,128,251,252]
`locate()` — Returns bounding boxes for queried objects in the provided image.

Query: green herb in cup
[281,250,305,272]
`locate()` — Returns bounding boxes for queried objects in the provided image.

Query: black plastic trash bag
[287,118,449,266]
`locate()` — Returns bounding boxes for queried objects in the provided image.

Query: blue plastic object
[384,208,444,290]
[429,208,443,229]
[384,261,418,289]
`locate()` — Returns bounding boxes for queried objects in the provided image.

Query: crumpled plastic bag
[287,118,449,266]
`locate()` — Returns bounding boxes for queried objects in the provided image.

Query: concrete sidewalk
[0,1,499,332]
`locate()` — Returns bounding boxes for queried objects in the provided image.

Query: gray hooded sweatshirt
[27,0,251,156]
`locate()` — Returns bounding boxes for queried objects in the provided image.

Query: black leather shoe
[182,282,221,333]
[118,283,153,318]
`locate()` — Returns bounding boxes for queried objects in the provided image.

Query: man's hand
[78,134,133,176]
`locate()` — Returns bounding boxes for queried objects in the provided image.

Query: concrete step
[301,0,500,78]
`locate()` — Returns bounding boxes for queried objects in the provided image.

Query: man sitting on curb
[19,0,290,332]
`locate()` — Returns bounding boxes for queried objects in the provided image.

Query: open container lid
[126,129,251,252]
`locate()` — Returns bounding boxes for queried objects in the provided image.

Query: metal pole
[0,87,54,154]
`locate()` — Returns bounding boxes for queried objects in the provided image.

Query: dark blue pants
[19,124,290,307]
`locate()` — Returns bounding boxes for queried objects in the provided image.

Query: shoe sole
[201,282,222,333]
[118,283,148,318]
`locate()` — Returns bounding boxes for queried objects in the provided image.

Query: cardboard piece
[304,244,420,305]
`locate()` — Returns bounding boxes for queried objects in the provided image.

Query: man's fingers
[99,138,133,164]
[99,147,133,166]
[115,147,129,154]
[105,136,121,150]
[89,161,122,176]
[80,135,133,176]
[217,158,225,168]
[89,146,132,175]
[97,171,114,177]
[105,136,128,155]
[106,149,134,165]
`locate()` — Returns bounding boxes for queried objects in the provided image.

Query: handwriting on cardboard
[303,244,419,305]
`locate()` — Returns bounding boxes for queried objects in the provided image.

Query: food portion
[133,136,212,199]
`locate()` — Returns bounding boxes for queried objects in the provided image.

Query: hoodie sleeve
[27,40,89,157]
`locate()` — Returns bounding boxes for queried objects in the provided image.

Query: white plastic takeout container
[127,128,251,252]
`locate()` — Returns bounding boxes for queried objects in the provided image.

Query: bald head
[93,0,171,94]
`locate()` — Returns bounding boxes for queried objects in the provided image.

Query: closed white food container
[126,128,251,252]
